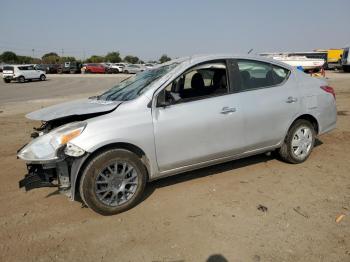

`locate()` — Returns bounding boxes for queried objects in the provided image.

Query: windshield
[98,63,178,101]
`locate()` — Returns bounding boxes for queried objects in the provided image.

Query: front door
[152,60,246,172]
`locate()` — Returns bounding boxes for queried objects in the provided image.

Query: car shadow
[142,138,323,203]
[46,138,324,205]
[9,79,51,85]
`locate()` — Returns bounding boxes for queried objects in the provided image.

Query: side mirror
[157,90,172,107]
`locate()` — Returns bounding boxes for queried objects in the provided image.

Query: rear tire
[278,119,316,164]
[79,149,147,216]
[18,76,25,83]
[40,74,46,81]
[343,65,350,73]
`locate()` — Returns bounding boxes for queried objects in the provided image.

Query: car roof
[159,54,294,71]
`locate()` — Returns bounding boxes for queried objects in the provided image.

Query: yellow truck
[315,49,344,69]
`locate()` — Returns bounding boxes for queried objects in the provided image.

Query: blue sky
[0,0,349,61]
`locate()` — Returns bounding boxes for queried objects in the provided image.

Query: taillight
[321,86,336,100]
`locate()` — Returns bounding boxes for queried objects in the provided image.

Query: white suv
[2,65,46,83]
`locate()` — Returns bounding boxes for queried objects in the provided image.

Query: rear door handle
[286,96,298,103]
[221,106,236,114]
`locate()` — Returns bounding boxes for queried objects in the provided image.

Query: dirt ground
[0,72,349,262]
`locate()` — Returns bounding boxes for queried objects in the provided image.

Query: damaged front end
[17,121,88,199]
[17,98,123,198]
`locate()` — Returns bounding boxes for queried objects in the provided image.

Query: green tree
[17,55,35,64]
[42,52,60,64]
[1,51,18,63]
[123,55,139,64]
[85,55,104,63]
[105,52,121,63]
[159,54,171,63]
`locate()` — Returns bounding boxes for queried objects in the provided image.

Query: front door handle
[286,96,298,103]
[221,106,236,114]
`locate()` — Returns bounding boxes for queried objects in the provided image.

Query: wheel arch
[291,114,319,134]
[72,142,150,200]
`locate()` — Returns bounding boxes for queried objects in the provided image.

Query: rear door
[233,59,300,150]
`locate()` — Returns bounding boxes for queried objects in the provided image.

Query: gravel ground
[0,71,349,262]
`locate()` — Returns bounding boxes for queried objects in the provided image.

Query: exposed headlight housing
[64,142,85,157]
[18,122,86,162]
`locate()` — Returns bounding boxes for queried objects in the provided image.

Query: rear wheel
[343,65,350,73]
[40,74,46,81]
[79,149,147,215]
[18,76,25,83]
[278,119,316,164]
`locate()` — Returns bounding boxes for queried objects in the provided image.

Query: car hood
[26,98,123,121]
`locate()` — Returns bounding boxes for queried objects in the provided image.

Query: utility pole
[32,48,35,57]
[61,48,64,57]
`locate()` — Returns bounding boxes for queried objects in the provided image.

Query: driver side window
[158,61,229,106]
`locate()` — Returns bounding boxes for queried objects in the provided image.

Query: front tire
[40,74,46,81]
[278,119,316,164]
[79,149,147,215]
[3,79,11,83]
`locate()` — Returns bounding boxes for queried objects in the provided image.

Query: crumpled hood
[26,98,123,121]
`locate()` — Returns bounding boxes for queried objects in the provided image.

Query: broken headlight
[18,122,86,162]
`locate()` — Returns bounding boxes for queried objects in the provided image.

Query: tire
[40,74,46,81]
[3,79,11,83]
[79,149,147,215]
[278,119,316,164]
[18,76,25,83]
[124,70,129,74]
[343,65,350,73]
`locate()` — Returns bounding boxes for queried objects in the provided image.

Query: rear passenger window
[237,60,290,91]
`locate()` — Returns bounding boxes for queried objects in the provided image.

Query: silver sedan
[18,55,337,215]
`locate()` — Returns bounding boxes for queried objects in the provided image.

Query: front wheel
[278,119,316,164]
[3,78,11,83]
[79,149,147,215]
[40,74,46,81]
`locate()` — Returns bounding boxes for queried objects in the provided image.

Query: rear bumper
[3,75,15,80]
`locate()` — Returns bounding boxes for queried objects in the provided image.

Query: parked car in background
[102,63,123,74]
[144,63,155,69]
[58,62,82,74]
[341,46,350,72]
[3,64,46,83]
[0,64,3,72]
[83,63,106,74]
[34,64,60,74]
[17,55,336,215]
[123,64,145,74]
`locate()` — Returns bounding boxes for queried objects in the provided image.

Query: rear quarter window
[237,60,290,91]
